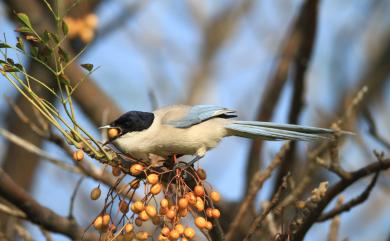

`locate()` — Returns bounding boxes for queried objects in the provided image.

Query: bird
[100,105,344,165]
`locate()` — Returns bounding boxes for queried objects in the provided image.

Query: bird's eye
[107,128,120,139]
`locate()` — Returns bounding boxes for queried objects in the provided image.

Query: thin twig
[0,128,82,174]
[318,171,380,222]
[224,142,290,241]
[244,174,289,241]
[0,203,26,219]
[68,177,84,219]
[326,196,344,241]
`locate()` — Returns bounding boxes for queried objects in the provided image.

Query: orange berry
[130,164,144,176]
[93,215,103,230]
[182,238,189,241]
[135,217,143,226]
[160,198,169,208]
[206,221,213,230]
[179,208,188,217]
[161,227,170,236]
[165,209,176,220]
[195,197,204,211]
[196,168,207,180]
[210,191,221,203]
[90,186,101,200]
[152,216,161,225]
[186,192,196,205]
[160,206,168,215]
[169,229,180,241]
[102,214,110,226]
[139,210,149,221]
[150,183,162,195]
[124,223,133,233]
[145,205,157,217]
[178,198,188,209]
[135,231,149,240]
[194,185,205,196]
[72,150,84,162]
[195,217,206,229]
[158,234,168,241]
[107,128,119,139]
[119,200,129,214]
[133,201,144,213]
[174,224,184,234]
[112,166,121,176]
[206,208,213,218]
[211,208,221,218]
[184,227,196,239]
[147,173,159,185]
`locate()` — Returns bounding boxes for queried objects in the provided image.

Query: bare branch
[0,168,98,240]
[224,142,290,241]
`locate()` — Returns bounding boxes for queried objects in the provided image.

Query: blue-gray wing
[165,105,237,128]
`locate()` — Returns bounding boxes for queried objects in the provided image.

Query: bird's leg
[187,155,202,166]
[173,155,202,171]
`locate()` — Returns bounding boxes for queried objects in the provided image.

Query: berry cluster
[86,154,221,240]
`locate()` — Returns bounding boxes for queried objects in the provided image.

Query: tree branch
[0,168,98,241]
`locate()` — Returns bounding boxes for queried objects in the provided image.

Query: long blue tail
[225,121,342,141]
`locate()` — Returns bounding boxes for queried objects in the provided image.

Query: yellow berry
[195,217,206,229]
[72,150,84,162]
[174,223,184,234]
[147,173,159,185]
[196,168,207,180]
[211,208,221,218]
[169,229,180,241]
[139,210,149,221]
[210,191,221,203]
[194,185,205,196]
[186,192,196,205]
[145,205,157,218]
[133,201,144,213]
[85,13,98,28]
[206,208,213,218]
[160,198,169,208]
[205,221,213,230]
[130,164,144,176]
[184,227,196,239]
[108,128,119,139]
[135,231,149,240]
[165,209,176,220]
[178,198,188,209]
[124,223,133,233]
[195,197,204,211]
[90,187,101,200]
[161,227,170,236]
[93,215,103,230]
[150,183,162,195]
[112,166,121,176]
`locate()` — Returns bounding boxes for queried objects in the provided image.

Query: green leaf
[62,20,69,35]
[16,37,25,51]
[48,32,59,44]
[30,46,38,57]
[42,30,50,43]
[80,63,93,72]
[16,13,32,28]
[3,64,18,72]
[0,42,12,48]
[58,47,69,63]
[15,26,33,34]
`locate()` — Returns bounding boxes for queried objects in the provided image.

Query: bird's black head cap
[110,111,154,135]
